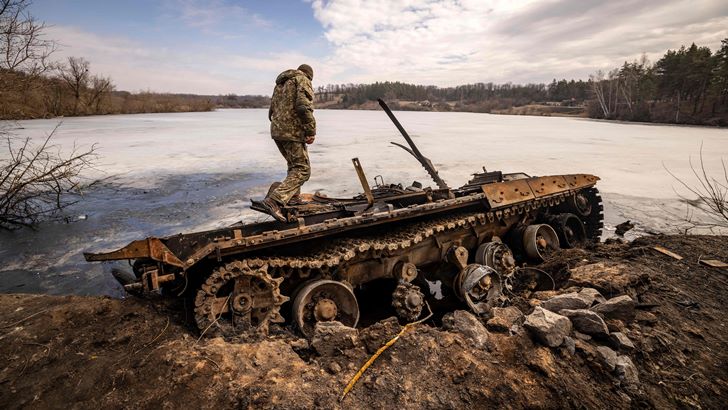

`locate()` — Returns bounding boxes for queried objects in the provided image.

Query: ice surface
[1,109,726,295]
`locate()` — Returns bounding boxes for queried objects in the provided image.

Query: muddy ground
[0,235,726,409]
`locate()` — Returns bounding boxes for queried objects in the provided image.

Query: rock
[359,317,402,354]
[540,292,590,313]
[526,348,557,377]
[561,336,576,355]
[635,311,658,325]
[486,306,525,332]
[615,220,635,236]
[289,338,310,350]
[531,290,559,300]
[577,288,606,306]
[573,331,592,341]
[605,319,626,333]
[591,295,636,322]
[442,310,489,349]
[326,361,342,375]
[559,309,609,337]
[609,332,636,351]
[596,346,619,371]
[311,321,359,356]
[523,307,572,348]
[615,355,640,385]
[573,339,593,355]
[527,298,542,308]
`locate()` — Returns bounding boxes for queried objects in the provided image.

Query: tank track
[194,187,601,335]
[582,187,604,241]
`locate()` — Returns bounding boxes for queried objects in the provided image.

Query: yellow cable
[340,303,432,401]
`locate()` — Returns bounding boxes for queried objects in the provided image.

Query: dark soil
[0,235,726,409]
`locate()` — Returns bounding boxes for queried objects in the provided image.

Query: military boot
[261,198,286,222]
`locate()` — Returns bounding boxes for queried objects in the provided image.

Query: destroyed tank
[84,99,603,337]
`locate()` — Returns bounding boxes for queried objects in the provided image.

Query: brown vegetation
[1,66,222,119]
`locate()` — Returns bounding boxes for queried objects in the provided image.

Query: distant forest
[316,38,728,126]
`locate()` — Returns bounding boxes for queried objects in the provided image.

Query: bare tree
[87,74,113,114]
[58,56,90,115]
[665,146,728,232]
[0,0,56,75]
[0,123,97,230]
[589,69,622,119]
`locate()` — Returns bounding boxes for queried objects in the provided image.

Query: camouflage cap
[297,64,313,80]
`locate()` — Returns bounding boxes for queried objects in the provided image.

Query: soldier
[259,64,316,222]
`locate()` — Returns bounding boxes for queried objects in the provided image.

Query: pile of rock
[300,287,643,389]
[523,288,640,388]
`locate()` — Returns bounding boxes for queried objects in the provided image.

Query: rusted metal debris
[84,99,604,338]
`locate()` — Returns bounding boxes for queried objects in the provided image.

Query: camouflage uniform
[267,68,316,205]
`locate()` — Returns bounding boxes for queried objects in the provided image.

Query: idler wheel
[549,213,587,248]
[523,224,560,261]
[292,279,359,337]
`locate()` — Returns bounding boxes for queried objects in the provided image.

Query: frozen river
[1,109,726,296]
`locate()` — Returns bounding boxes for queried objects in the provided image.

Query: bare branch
[0,0,56,75]
[0,123,97,230]
[665,146,728,231]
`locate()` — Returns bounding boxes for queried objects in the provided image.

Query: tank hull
[85,172,603,336]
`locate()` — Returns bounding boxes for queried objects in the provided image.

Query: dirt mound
[1,235,726,409]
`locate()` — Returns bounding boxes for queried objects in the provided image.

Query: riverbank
[0,234,726,409]
[315,99,728,125]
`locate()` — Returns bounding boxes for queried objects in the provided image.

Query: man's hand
[305,135,315,145]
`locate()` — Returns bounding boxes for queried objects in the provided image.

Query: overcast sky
[33,0,728,95]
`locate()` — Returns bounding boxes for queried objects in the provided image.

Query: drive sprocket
[194,260,288,337]
[392,282,425,321]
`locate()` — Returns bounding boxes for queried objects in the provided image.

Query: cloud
[47,25,234,93]
[39,1,728,95]
[309,0,728,86]
[45,25,320,95]
[165,0,272,32]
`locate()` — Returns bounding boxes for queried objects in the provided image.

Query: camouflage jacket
[269,69,316,141]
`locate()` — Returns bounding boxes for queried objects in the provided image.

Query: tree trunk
[675,92,680,123]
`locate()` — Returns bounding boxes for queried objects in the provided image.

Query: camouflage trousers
[269,140,310,205]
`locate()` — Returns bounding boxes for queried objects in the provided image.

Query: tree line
[589,41,728,124]
[316,39,728,126]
